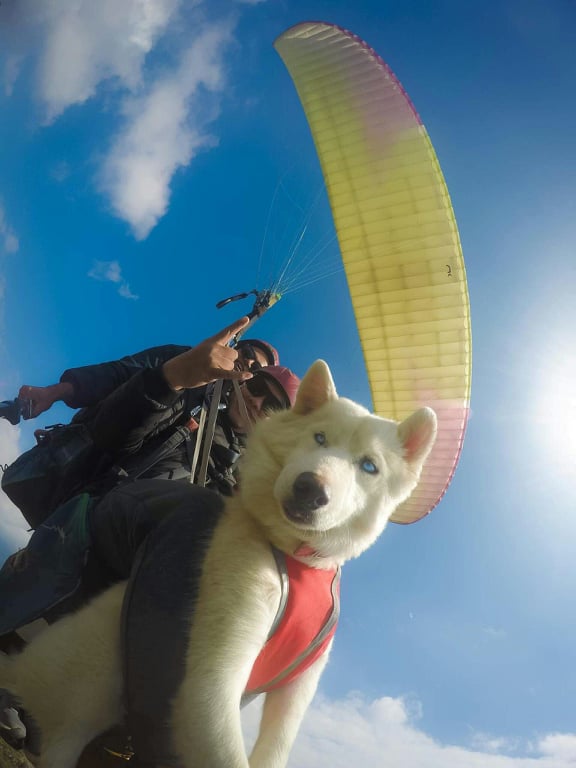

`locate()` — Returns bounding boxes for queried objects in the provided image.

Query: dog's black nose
[292,472,330,511]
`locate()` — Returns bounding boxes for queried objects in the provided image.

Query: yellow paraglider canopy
[275,22,471,524]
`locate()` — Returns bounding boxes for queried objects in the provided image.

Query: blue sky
[1,0,576,765]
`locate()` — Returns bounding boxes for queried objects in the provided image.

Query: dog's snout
[282,472,331,526]
[292,472,330,511]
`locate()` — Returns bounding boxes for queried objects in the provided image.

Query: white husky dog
[0,360,437,768]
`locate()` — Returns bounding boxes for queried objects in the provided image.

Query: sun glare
[532,352,576,477]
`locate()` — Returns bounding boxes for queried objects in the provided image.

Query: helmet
[237,339,279,367]
[253,366,300,408]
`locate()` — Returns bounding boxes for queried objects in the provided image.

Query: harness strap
[189,406,207,484]
[127,425,192,482]
[268,547,289,640]
[240,547,289,709]
[197,380,223,487]
[191,379,249,487]
[232,379,252,431]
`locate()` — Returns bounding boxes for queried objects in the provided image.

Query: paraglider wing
[275,22,471,523]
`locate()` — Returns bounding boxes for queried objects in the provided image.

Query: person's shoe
[1,704,26,750]
[0,690,38,767]
[0,707,34,768]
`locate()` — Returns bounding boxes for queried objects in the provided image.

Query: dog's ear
[398,407,437,467]
[292,360,337,415]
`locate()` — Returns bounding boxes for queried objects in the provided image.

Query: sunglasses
[244,376,286,412]
[238,344,263,371]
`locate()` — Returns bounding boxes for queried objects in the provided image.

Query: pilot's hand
[162,316,253,391]
[17,382,74,419]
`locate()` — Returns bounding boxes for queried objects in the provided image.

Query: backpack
[1,422,195,530]
[1,423,99,529]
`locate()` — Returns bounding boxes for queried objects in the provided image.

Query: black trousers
[88,479,224,765]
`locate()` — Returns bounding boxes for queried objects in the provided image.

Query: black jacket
[59,345,244,495]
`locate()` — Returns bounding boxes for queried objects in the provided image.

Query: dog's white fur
[0,360,437,768]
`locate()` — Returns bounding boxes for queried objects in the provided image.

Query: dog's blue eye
[359,457,378,475]
[314,432,326,446]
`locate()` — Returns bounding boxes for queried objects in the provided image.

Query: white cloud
[88,260,139,300]
[2,0,182,122]
[99,20,233,240]
[242,692,576,768]
[0,420,31,553]
[471,731,521,755]
[50,160,71,183]
[482,626,508,640]
[537,733,576,761]
[3,54,22,98]
[2,0,247,239]
[0,202,19,254]
[118,283,139,301]
[88,260,123,283]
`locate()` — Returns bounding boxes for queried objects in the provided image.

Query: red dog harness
[244,549,340,698]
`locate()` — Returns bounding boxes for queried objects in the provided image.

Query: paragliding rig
[216,289,281,341]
